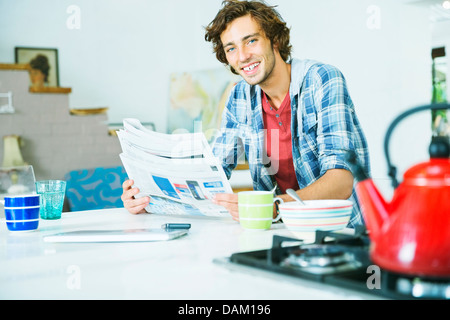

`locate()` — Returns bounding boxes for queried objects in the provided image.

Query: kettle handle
[384,103,450,188]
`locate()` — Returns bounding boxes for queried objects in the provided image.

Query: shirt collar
[289,58,320,98]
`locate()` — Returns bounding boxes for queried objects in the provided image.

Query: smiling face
[220,14,280,87]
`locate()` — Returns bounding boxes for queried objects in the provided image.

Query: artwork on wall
[168,67,240,142]
[14,47,60,88]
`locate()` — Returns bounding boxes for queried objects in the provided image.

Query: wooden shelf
[0,63,30,71]
[29,87,72,94]
[1,63,71,94]
[69,107,108,116]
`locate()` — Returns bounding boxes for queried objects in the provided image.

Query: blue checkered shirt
[212,59,371,227]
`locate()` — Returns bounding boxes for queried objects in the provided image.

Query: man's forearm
[278,169,354,203]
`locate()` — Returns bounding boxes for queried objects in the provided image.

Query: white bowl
[279,200,353,232]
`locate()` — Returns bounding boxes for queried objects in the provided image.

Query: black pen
[161,223,191,230]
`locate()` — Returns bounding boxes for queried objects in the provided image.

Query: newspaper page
[117,118,232,217]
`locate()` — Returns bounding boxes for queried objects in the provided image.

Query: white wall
[0,0,224,129]
[277,0,432,197]
[0,0,437,197]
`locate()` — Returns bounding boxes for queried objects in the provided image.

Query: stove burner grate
[227,230,450,299]
[282,244,363,275]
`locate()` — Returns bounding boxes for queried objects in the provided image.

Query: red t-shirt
[261,90,299,194]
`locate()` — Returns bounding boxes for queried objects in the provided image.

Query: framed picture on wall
[14,47,60,88]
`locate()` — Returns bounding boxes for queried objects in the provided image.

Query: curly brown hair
[204,0,292,74]
[29,54,50,82]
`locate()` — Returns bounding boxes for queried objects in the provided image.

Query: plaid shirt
[212,59,371,227]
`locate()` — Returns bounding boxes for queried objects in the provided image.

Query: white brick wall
[0,69,122,181]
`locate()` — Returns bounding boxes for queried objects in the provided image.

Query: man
[122,0,370,227]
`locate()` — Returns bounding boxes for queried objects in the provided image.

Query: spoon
[270,184,277,194]
[286,189,305,205]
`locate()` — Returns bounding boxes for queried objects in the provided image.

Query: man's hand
[121,179,150,215]
[213,192,280,221]
[213,193,239,221]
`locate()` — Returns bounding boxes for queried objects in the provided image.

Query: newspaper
[117,118,232,217]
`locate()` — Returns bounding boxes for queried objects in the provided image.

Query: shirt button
[276,114,279,118]
[279,122,282,126]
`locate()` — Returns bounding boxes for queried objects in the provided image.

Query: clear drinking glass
[35,180,66,220]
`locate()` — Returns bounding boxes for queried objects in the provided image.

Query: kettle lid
[403,136,450,186]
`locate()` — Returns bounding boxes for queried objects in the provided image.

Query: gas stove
[223,227,450,300]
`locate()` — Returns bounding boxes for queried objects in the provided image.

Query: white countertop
[0,208,382,300]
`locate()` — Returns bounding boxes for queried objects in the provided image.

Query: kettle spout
[346,151,389,239]
[355,180,390,240]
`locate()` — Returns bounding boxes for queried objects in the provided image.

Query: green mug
[238,191,283,231]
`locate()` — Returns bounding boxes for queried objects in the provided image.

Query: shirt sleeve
[312,65,357,175]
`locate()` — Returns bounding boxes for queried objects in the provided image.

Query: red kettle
[347,103,450,277]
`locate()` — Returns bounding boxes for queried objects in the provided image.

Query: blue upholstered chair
[64,166,128,211]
